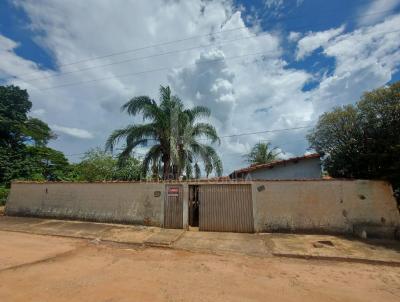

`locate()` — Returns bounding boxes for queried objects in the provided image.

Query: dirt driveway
[0,230,399,302]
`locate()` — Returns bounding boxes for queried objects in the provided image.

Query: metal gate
[199,184,254,233]
[164,185,183,229]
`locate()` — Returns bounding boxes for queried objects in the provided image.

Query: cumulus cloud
[308,14,400,115]
[169,49,236,124]
[296,25,345,60]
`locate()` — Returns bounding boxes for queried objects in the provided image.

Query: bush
[0,186,9,206]
[72,148,142,182]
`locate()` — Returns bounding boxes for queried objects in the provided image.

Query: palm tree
[106,85,222,179]
[245,142,280,165]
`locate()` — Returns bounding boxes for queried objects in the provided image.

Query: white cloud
[357,0,399,26]
[308,14,400,115]
[0,35,19,51]
[0,1,399,174]
[264,0,304,10]
[264,0,284,9]
[51,125,94,139]
[296,25,345,60]
[288,31,301,42]
[0,35,43,79]
[31,108,46,117]
[169,49,236,124]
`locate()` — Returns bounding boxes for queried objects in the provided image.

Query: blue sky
[1,0,400,174]
[0,1,54,69]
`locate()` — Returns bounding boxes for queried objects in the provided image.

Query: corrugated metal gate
[164,185,183,229]
[199,184,254,233]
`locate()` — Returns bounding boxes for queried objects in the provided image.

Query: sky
[1,0,400,175]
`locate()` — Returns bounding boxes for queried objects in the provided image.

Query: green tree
[106,85,222,179]
[308,81,400,193]
[23,146,70,181]
[73,148,141,182]
[0,85,65,184]
[0,86,55,148]
[245,142,280,165]
[0,85,31,148]
[23,118,57,146]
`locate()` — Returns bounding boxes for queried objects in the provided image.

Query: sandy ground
[0,231,399,302]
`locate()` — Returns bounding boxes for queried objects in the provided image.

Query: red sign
[167,187,179,196]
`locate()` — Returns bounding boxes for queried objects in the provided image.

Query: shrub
[0,186,9,206]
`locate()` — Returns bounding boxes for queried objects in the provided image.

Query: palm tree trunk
[162,158,170,179]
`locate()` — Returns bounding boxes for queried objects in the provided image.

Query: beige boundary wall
[5,180,400,237]
[251,180,400,236]
[5,182,165,227]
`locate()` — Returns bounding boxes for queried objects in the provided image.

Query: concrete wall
[5,182,165,226]
[5,180,400,237]
[246,157,321,180]
[251,180,400,235]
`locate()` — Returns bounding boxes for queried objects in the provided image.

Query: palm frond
[121,96,162,122]
[142,144,163,177]
[105,126,134,152]
[116,138,147,167]
[108,85,222,179]
[184,106,210,122]
[246,142,279,164]
[185,164,193,179]
[192,123,220,144]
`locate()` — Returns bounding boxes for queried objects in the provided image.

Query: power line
[33,27,400,91]
[15,7,400,83]
[22,32,276,82]
[64,114,400,158]
[218,125,312,139]
[1,28,250,81]
[2,7,398,82]
[37,50,267,90]
[63,124,313,157]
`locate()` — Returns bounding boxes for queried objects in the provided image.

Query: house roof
[229,153,320,177]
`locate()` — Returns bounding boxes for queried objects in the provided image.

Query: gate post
[251,182,259,233]
[161,185,165,228]
[182,183,189,230]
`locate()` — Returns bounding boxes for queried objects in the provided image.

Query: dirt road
[0,230,399,302]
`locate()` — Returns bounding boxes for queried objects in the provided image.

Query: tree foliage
[23,146,70,181]
[0,186,9,206]
[308,81,400,192]
[23,118,57,146]
[0,85,31,148]
[0,85,65,184]
[245,142,280,165]
[72,148,141,182]
[106,85,222,179]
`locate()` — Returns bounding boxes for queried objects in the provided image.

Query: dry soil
[0,230,399,302]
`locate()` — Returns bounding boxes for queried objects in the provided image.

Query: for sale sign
[167,187,179,196]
